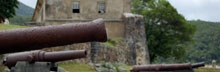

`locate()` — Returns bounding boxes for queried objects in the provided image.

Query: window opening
[73,2,80,13]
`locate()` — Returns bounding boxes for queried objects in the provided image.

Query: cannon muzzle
[3,50,87,68]
[192,62,205,68]
[0,19,107,54]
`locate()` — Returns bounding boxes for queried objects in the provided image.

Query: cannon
[192,62,205,68]
[0,18,107,54]
[3,50,87,68]
[0,19,107,72]
[130,62,205,72]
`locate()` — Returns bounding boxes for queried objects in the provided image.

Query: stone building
[32,0,150,65]
[32,0,131,38]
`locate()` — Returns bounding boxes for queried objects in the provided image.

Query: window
[98,2,105,14]
[72,2,80,13]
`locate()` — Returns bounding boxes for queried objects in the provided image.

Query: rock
[110,69,117,72]
[105,62,114,69]
[96,67,108,72]
[4,67,10,72]
[88,62,94,67]
[94,62,128,72]
[57,67,69,72]
[119,67,127,72]
[96,64,102,67]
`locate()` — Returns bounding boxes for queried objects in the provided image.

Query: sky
[18,0,37,8]
[19,0,220,22]
[168,0,220,22]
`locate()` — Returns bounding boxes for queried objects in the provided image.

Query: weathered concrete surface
[10,62,52,72]
[9,62,68,72]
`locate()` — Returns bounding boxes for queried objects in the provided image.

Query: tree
[0,0,18,23]
[187,20,220,63]
[132,0,196,62]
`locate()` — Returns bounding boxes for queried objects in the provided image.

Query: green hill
[10,2,34,25]
[15,2,34,16]
[186,20,220,63]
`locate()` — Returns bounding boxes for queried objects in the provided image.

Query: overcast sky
[168,0,220,22]
[18,0,37,8]
[18,0,220,22]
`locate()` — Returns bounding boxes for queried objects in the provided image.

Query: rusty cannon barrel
[192,62,205,68]
[130,63,193,72]
[0,19,107,54]
[3,50,87,68]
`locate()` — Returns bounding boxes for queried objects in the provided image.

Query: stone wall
[91,40,130,64]
[91,13,150,65]
[123,13,150,65]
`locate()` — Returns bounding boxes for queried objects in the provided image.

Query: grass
[1,63,220,72]
[59,63,133,72]
[0,24,28,30]
[122,65,133,72]
[0,66,5,72]
[195,67,220,72]
[104,38,124,48]
[0,63,96,72]
[59,63,96,72]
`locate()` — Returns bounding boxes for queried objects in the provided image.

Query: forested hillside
[187,20,220,63]
[10,2,34,25]
[15,2,34,16]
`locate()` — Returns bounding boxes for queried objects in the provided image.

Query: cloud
[167,0,220,22]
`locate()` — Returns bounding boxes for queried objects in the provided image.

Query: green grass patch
[0,63,96,72]
[104,38,124,48]
[122,65,133,72]
[104,41,116,48]
[194,67,220,72]
[0,24,28,30]
[0,66,6,72]
[59,63,96,72]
